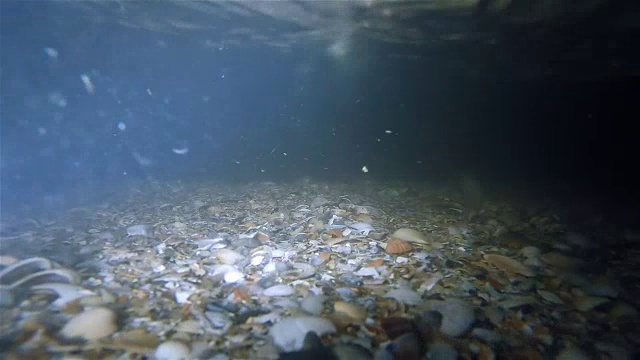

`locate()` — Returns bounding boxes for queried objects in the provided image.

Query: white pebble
[175,290,193,304]
[269,316,336,352]
[251,255,265,266]
[263,262,277,273]
[264,284,296,297]
[301,294,327,316]
[223,270,245,284]
[60,307,117,341]
[155,340,191,360]
[384,288,422,305]
[126,224,151,237]
[354,267,380,277]
[214,249,245,265]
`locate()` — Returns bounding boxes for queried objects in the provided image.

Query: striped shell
[386,238,413,254]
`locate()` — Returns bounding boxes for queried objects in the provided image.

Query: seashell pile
[0,180,637,359]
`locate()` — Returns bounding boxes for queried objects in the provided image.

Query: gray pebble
[427,342,458,360]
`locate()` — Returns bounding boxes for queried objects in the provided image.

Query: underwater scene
[1,1,639,359]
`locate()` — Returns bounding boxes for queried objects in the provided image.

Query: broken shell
[254,231,270,242]
[213,249,245,265]
[0,257,53,286]
[385,238,413,254]
[390,228,429,244]
[31,283,96,308]
[484,254,535,277]
[11,269,80,289]
[281,262,315,280]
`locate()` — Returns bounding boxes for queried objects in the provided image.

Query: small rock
[556,344,590,360]
[384,287,422,306]
[332,343,373,360]
[520,246,541,259]
[0,287,14,307]
[349,222,374,235]
[311,197,329,208]
[269,316,337,352]
[422,299,475,337]
[390,228,429,244]
[471,328,502,344]
[334,301,367,321]
[354,267,380,277]
[541,252,584,271]
[60,307,118,341]
[573,296,610,312]
[205,311,232,329]
[214,249,245,265]
[301,295,327,316]
[155,340,191,360]
[126,224,151,237]
[427,342,458,360]
[484,254,535,277]
[264,284,296,297]
[566,232,597,249]
[223,270,245,284]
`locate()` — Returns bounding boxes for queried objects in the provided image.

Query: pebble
[310,255,327,266]
[471,328,502,344]
[0,287,14,307]
[269,316,337,352]
[155,340,191,360]
[335,287,357,300]
[223,270,245,284]
[354,267,380,277]
[263,262,277,273]
[339,273,363,287]
[390,228,429,244]
[384,287,422,305]
[427,342,458,360]
[214,249,245,265]
[126,224,151,237]
[60,307,118,341]
[334,301,367,321]
[556,344,590,360]
[205,311,232,329]
[311,196,329,208]
[520,246,541,258]
[301,294,327,316]
[349,222,374,235]
[264,284,296,297]
[333,343,374,360]
[422,299,475,337]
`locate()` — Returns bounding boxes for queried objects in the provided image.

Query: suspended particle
[44,47,58,58]
[361,165,369,173]
[172,147,189,155]
[80,73,95,94]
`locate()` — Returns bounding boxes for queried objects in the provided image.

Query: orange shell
[385,238,413,254]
